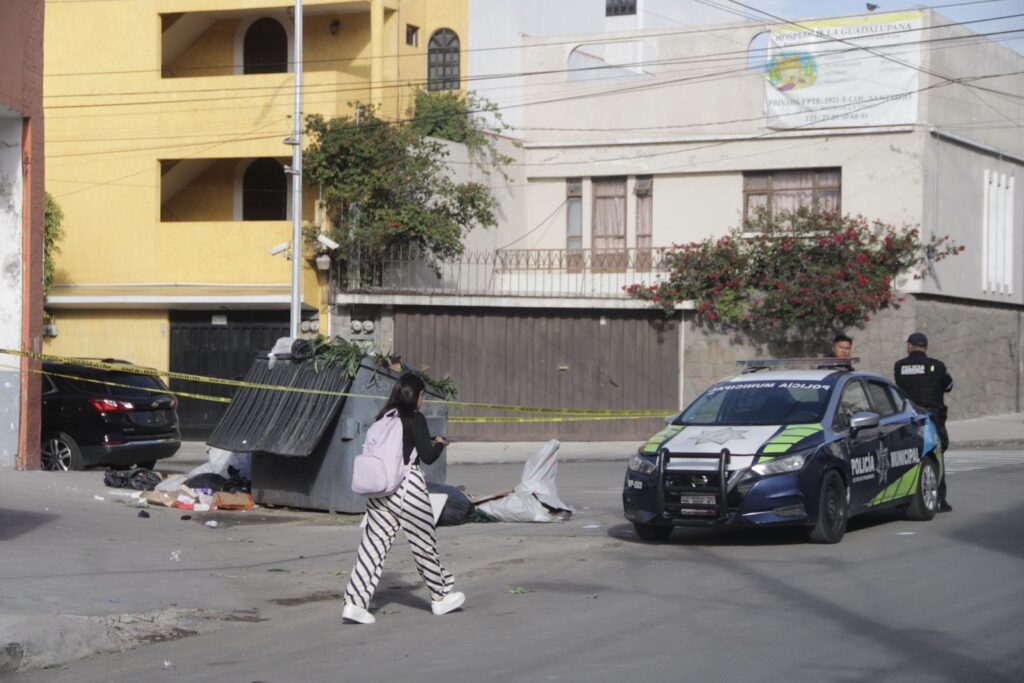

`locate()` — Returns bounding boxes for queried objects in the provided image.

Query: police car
[623,359,942,543]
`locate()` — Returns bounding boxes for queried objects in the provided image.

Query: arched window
[242,158,287,220]
[427,29,460,91]
[244,18,288,74]
[748,31,770,72]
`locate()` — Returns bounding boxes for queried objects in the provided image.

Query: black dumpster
[208,358,447,513]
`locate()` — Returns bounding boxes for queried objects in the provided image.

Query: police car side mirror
[850,411,880,438]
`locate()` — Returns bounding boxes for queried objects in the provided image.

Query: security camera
[267,241,290,256]
[316,234,340,251]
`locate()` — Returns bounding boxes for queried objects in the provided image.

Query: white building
[335,8,1024,439]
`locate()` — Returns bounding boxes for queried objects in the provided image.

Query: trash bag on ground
[184,472,228,492]
[158,446,251,493]
[426,482,473,526]
[104,467,163,491]
[475,440,574,523]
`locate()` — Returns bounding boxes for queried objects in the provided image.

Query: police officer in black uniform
[894,332,954,512]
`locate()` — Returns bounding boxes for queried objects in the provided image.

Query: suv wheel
[633,522,673,542]
[906,458,938,521]
[808,470,848,544]
[41,432,83,471]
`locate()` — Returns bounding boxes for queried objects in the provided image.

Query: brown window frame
[743,168,841,223]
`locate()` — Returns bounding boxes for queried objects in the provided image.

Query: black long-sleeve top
[399,411,445,465]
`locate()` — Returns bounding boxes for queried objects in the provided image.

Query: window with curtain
[743,168,841,224]
[593,178,627,271]
[243,18,288,74]
[635,176,653,269]
[427,29,460,91]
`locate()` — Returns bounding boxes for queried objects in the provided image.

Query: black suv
[41,360,181,471]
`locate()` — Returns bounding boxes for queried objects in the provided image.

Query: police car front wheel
[808,471,848,544]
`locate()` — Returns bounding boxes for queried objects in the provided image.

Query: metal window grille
[427,29,460,91]
[606,0,637,17]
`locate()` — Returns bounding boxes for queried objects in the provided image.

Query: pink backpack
[351,410,416,498]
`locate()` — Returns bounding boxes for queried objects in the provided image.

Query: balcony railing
[332,246,671,299]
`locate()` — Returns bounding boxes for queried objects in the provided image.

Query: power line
[42,24,1023,131]
[43,11,1024,104]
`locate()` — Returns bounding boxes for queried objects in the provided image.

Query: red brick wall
[0,0,45,469]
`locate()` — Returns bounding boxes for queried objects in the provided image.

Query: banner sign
[764,11,923,129]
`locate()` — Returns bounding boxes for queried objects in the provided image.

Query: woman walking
[342,373,465,624]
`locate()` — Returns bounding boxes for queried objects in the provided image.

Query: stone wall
[681,295,1022,419]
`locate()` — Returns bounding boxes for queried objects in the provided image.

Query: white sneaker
[431,591,465,616]
[342,603,376,624]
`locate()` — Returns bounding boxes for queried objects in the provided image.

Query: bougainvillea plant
[625,206,964,334]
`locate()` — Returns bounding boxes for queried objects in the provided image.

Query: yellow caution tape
[1,348,676,418]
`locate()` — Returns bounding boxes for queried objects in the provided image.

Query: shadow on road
[0,508,59,541]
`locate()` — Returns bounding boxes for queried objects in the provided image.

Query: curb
[0,608,221,675]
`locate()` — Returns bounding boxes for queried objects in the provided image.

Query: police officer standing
[894,332,954,512]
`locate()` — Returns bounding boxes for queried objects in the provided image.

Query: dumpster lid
[207,357,355,457]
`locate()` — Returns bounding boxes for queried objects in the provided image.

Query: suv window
[101,372,168,398]
[867,381,898,417]
[42,375,59,394]
[834,380,872,429]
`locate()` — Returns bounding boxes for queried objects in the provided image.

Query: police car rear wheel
[906,458,938,521]
[633,522,673,542]
[808,471,848,544]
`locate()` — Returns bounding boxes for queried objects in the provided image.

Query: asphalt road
[12,451,1024,683]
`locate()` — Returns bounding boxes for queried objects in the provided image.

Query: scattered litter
[475,441,574,523]
[169,550,181,562]
[193,503,211,512]
[204,520,219,529]
[103,467,162,491]
[93,495,105,501]
[163,660,175,670]
[180,515,192,521]
[213,491,255,510]
[137,510,150,519]
[267,568,289,573]
[508,587,529,595]
[141,490,178,507]
[896,531,916,536]
[582,524,602,529]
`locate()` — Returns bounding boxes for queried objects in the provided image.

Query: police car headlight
[751,450,811,476]
[628,453,657,475]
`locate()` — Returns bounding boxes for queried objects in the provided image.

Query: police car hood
[654,423,826,471]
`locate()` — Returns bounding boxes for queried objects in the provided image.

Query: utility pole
[289,0,304,338]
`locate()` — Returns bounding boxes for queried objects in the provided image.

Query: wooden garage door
[394,308,680,441]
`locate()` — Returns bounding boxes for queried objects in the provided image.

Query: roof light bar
[736,357,859,373]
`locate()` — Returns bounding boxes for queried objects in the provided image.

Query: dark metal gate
[169,311,289,439]
[394,307,680,441]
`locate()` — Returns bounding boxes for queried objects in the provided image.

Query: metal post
[290,0,304,338]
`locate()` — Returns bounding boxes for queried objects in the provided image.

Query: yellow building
[44,0,466,435]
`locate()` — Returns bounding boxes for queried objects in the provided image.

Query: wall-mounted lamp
[329,19,341,36]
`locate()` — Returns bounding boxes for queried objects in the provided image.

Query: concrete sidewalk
[166,412,1024,469]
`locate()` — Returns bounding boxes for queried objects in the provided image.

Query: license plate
[680,494,716,505]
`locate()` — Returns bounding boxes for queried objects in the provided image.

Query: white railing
[333,246,671,299]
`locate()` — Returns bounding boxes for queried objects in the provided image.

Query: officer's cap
[907,332,928,347]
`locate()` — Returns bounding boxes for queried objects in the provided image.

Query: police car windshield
[675,381,833,426]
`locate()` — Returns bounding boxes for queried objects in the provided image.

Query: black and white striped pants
[344,465,455,609]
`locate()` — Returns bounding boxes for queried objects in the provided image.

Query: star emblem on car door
[690,427,748,445]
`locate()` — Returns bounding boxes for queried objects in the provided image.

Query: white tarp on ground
[476,440,574,523]
[764,11,923,129]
